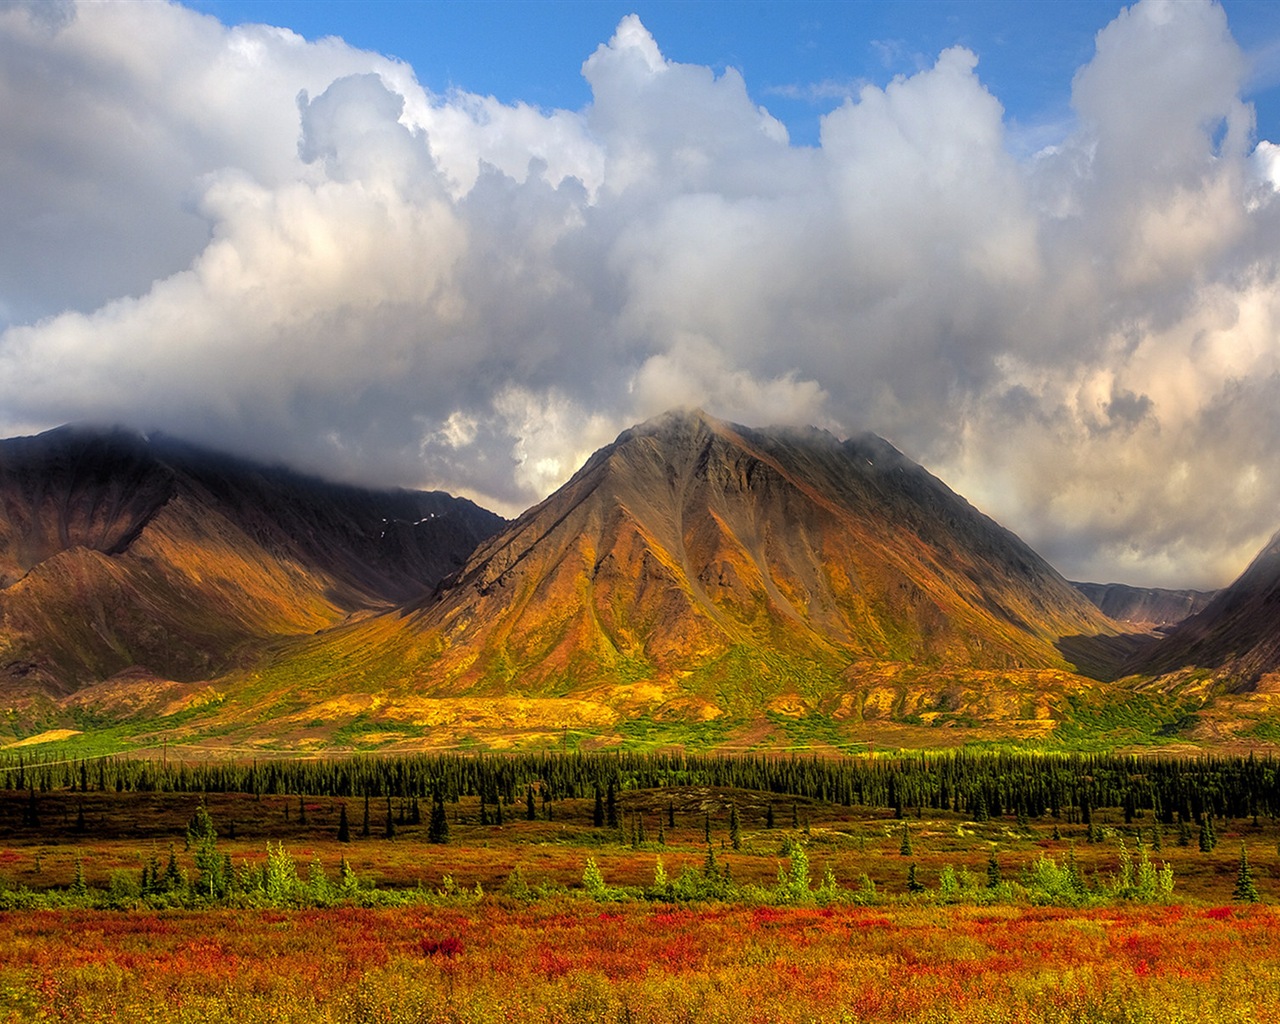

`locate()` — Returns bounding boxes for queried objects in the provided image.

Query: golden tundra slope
[243,410,1120,742]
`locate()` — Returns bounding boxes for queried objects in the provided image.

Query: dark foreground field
[2,751,1280,1021]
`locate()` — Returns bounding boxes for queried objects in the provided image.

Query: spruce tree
[527,786,537,821]
[1233,842,1260,903]
[1199,816,1215,853]
[606,782,618,829]
[729,804,741,850]
[667,800,675,829]
[428,796,450,844]
[337,804,351,843]
[384,797,396,839]
[899,822,912,857]
[361,793,371,838]
[593,788,605,828]
[986,847,1001,888]
[298,795,306,825]
[163,842,183,893]
[141,845,162,896]
[906,863,925,894]
[1066,841,1085,896]
[766,803,775,829]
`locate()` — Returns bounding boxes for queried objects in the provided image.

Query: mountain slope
[1128,529,1280,691]
[0,425,503,696]
[1072,582,1216,629]
[294,411,1116,724]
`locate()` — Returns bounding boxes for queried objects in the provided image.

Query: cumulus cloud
[0,0,1278,588]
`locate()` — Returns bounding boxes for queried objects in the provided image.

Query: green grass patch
[615,715,738,752]
[1053,692,1203,750]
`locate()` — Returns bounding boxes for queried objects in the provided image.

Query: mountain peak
[414,409,1115,705]
[617,407,727,443]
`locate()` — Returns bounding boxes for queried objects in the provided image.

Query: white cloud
[0,0,1278,588]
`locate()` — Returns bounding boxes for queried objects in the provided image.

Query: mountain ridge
[1127,529,1280,691]
[8,411,1280,754]
[1071,581,1217,630]
[0,424,504,697]
[351,409,1119,710]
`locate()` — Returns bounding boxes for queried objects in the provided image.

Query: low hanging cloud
[0,0,1278,589]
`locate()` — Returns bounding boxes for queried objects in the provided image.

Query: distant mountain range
[1070,582,1217,630]
[2,413,1278,753]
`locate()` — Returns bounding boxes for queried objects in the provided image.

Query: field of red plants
[2,901,1279,1022]
[3,754,1280,1021]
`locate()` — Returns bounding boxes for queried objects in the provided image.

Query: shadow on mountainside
[1056,631,1162,682]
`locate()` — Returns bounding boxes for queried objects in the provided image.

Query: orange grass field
[2,902,1280,1022]
[4,786,1280,1021]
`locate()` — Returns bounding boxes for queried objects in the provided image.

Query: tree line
[2,749,1279,827]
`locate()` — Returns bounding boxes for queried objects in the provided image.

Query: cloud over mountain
[1,0,1278,589]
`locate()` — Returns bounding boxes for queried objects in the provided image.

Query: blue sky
[191,1,1280,149]
[3,0,1280,588]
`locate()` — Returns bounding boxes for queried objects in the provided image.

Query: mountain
[0,425,504,698]
[1128,529,1280,692]
[420,410,1114,682]
[1072,582,1217,630]
[232,410,1120,747]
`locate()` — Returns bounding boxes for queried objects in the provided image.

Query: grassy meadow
[2,754,1280,1021]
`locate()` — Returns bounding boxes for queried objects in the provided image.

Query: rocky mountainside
[1127,529,1280,692]
[0,425,503,696]
[348,410,1119,714]
[1071,582,1217,630]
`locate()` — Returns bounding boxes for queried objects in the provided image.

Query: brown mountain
[276,410,1117,734]
[1072,581,1217,630]
[0,425,503,697]
[1128,529,1280,691]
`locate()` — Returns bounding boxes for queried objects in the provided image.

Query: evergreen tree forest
[0,748,1276,911]
[1,749,1276,827]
